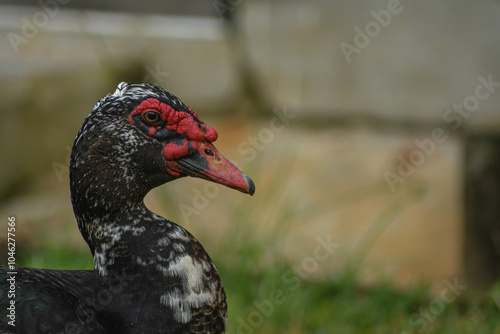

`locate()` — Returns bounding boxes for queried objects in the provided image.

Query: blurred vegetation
[13,152,500,334]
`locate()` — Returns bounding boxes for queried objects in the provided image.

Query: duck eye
[143,111,161,125]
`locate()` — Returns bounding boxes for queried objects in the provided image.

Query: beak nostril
[204,148,215,157]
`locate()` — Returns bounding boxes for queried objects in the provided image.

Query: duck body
[0,83,253,333]
[1,222,225,334]
[1,268,105,333]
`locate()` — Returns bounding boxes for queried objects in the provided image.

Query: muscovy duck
[0,82,255,333]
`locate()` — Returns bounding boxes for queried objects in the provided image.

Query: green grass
[16,242,93,271]
[218,247,500,333]
[215,234,500,332]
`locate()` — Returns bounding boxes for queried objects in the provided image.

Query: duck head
[124,85,255,195]
[71,82,254,196]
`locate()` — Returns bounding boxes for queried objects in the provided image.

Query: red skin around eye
[129,98,218,143]
[129,98,219,176]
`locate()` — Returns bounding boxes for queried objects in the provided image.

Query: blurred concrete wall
[1,0,500,119]
[240,0,500,127]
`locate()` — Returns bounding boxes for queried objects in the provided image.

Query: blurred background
[1,0,500,332]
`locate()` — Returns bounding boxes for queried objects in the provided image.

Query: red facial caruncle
[129,98,218,172]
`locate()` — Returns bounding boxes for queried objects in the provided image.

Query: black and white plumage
[0,82,254,333]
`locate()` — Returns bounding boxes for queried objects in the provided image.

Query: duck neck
[70,162,148,258]
[69,120,175,272]
[71,181,145,274]
[69,161,212,281]
[71,183,201,279]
